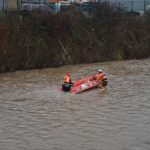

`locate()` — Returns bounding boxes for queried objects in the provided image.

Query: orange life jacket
[95,73,104,81]
[64,75,71,83]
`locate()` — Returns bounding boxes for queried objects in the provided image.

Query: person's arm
[97,80,103,88]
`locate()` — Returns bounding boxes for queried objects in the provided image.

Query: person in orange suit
[90,69,108,87]
[62,72,74,92]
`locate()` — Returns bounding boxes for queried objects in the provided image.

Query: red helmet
[66,72,71,76]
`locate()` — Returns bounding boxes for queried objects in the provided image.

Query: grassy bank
[0,3,150,73]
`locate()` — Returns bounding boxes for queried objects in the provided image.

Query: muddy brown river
[0,59,150,150]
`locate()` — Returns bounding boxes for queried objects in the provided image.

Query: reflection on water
[0,59,150,150]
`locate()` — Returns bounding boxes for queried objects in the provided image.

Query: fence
[115,0,150,15]
[1,0,150,14]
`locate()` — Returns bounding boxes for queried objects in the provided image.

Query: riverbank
[0,3,150,73]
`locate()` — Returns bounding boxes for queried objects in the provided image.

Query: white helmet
[98,69,102,73]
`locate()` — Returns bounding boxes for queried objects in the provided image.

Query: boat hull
[73,76,93,87]
[71,80,99,94]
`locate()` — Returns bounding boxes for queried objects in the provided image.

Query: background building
[3,0,21,11]
[0,0,150,13]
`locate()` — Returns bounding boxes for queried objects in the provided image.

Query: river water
[0,59,150,150]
